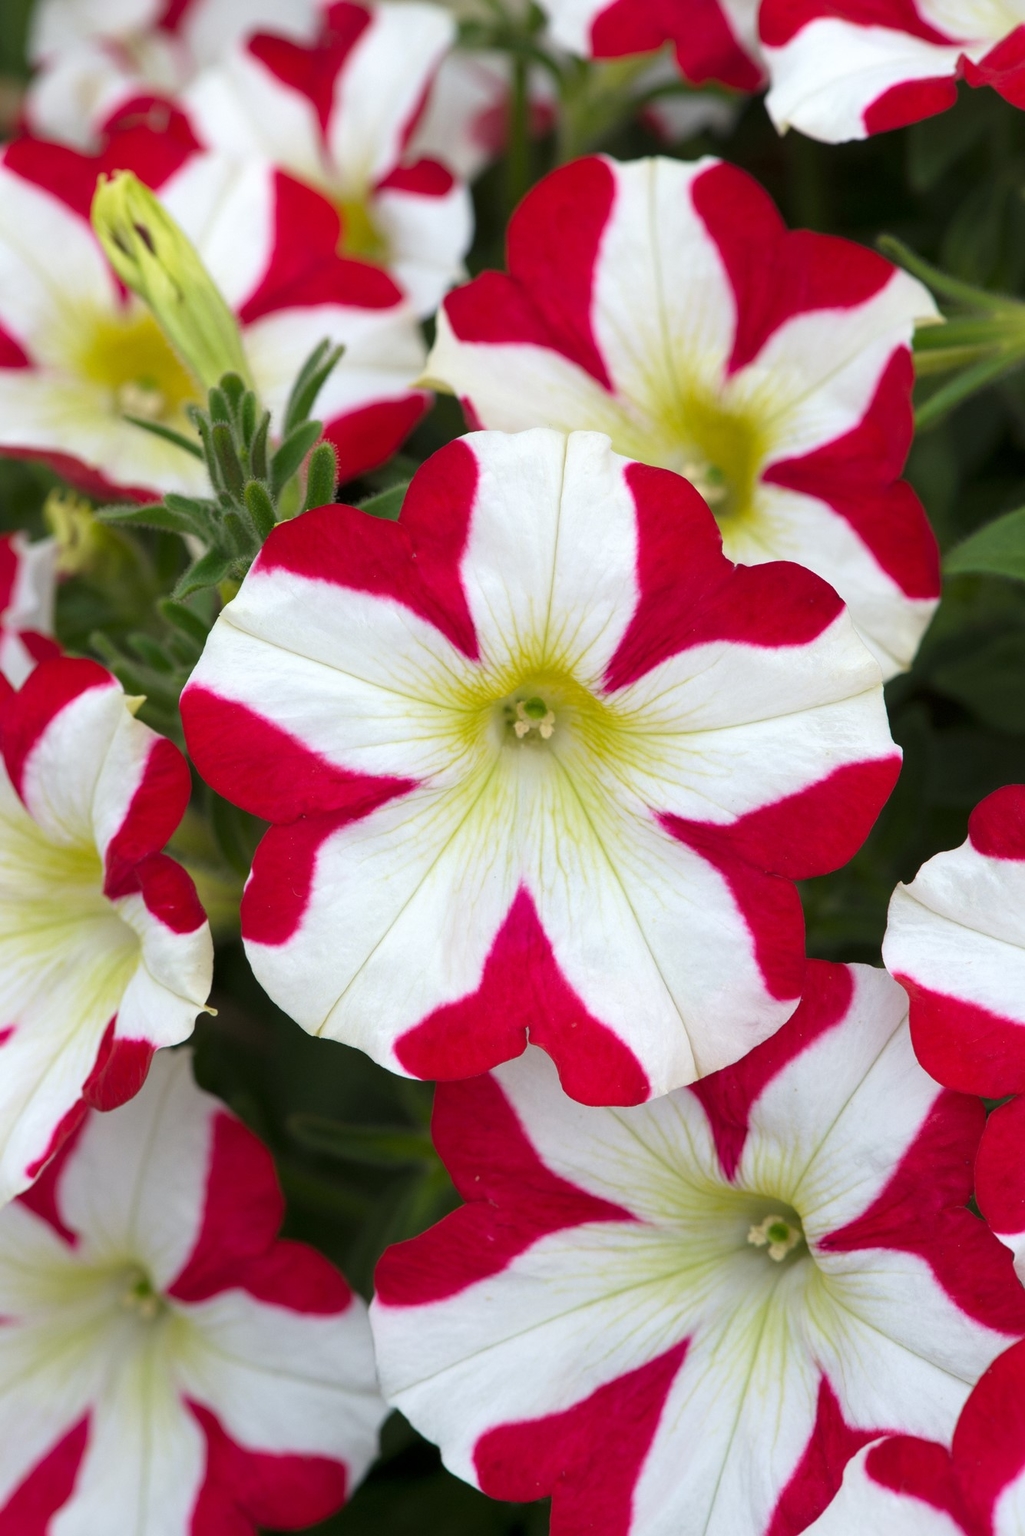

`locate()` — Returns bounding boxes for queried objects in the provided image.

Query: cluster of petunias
[5,0,1025,1532]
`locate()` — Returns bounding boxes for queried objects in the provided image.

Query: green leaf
[207,386,231,425]
[95,501,203,537]
[173,547,237,598]
[915,350,1025,430]
[282,339,345,436]
[931,630,1025,733]
[121,415,204,459]
[287,1114,435,1167]
[906,93,994,193]
[303,440,338,511]
[270,419,322,497]
[220,372,246,412]
[127,633,175,672]
[158,597,212,647]
[945,507,1025,581]
[222,510,254,557]
[876,233,1014,312]
[212,421,245,499]
[240,388,257,446]
[357,480,409,521]
[250,409,270,481]
[244,479,277,541]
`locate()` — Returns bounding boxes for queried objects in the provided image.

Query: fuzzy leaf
[174,547,237,598]
[270,419,322,497]
[96,501,203,536]
[304,441,338,511]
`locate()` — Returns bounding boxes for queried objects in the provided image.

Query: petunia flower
[807,1339,1025,1534]
[0,1048,386,1532]
[183,0,474,316]
[0,124,428,501]
[0,654,213,1206]
[25,0,322,151]
[760,0,1025,142]
[882,783,1025,1097]
[424,155,940,678]
[370,961,1025,1536]
[183,427,898,1106]
[539,0,764,91]
[0,532,59,687]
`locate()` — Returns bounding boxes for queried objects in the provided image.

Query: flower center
[75,305,200,427]
[336,196,389,263]
[508,694,556,741]
[671,393,764,526]
[119,1268,167,1322]
[747,1211,805,1263]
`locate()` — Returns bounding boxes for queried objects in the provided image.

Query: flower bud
[91,171,253,393]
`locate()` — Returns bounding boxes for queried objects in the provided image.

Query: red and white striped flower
[183,427,898,1106]
[0,124,428,501]
[25,0,322,151]
[0,533,59,687]
[760,0,1025,141]
[883,784,1025,1098]
[807,1340,1025,1534]
[184,1,474,316]
[426,155,940,678]
[0,1048,385,1533]
[0,655,212,1206]
[539,0,763,90]
[370,962,1025,1536]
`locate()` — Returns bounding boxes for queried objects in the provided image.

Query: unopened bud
[91,171,252,393]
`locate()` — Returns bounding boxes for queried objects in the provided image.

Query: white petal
[326,3,456,192]
[177,1288,384,1476]
[50,1330,205,1536]
[884,842,1025,1029]
[460,429,639,684]
[57,1053,215,1289]
[764,23,967,143]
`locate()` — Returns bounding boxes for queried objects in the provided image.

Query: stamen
[747,1213,804,1262]
[513,697,555,740]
